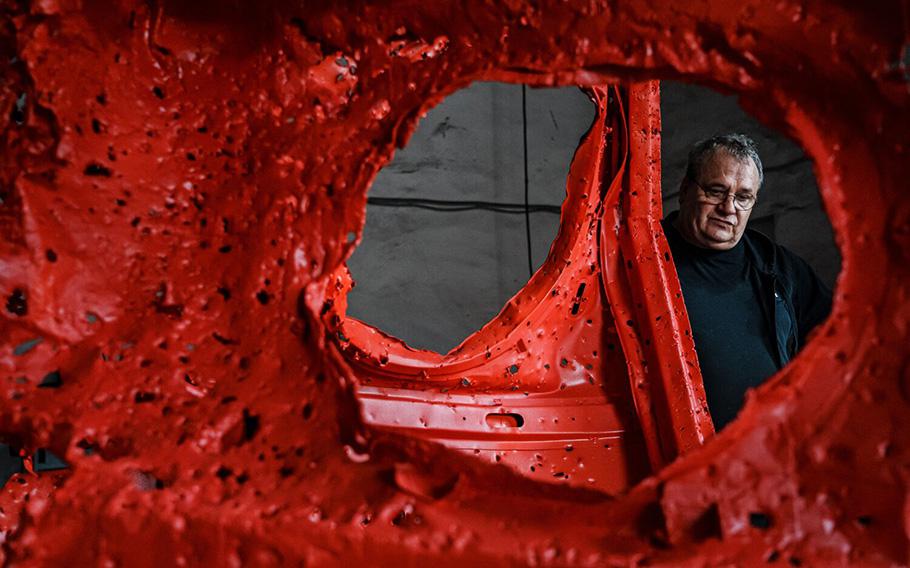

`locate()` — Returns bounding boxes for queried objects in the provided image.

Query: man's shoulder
[742,228,818,281]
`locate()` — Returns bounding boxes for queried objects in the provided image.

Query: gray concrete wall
[345,81,840,354]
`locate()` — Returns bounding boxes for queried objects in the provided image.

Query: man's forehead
[699,150,761,189]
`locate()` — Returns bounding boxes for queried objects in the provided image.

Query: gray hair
[685,134,764,187]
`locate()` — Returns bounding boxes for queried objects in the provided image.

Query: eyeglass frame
[687,178,758,211]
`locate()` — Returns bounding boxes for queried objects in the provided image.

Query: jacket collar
[662,210,778,276]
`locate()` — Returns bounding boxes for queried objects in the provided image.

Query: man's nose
[717,194,737,215]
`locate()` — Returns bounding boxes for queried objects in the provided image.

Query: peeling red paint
[0,1,908,566]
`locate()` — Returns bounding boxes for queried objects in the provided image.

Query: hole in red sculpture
[345,82,595,354]
[661,82,840,287]
[485,412,524,428]
[660,81,840,431]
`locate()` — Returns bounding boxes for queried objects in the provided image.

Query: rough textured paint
[330,84,658,496]
[0,0,908,566]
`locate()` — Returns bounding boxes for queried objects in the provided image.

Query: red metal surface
[602,82,714,467]
[329,85,653,495]
[0,1,907,566]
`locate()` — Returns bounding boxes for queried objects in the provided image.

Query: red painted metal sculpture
[0,1,907,565]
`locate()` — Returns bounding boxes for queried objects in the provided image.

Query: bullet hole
[83,162,112,177]
[256,290,270,305]
[391,504,422,527]
[279,466,294,477]
[218,245,232,253]
[38,370,62,388]
[766,550,780,562]
[76,438,98,456]
[217,286,231,300]
[6,288,27,316]
[212,332,236,346]
[856,515,873,526]
[154,299,183,319]
[115,198,126,207]
[13,338,42,356]
[10,92,26,125]
[42,248,56,262]
[664,251,671,261]
[788,557,802,567]
[239,357,251,370]
[235,473,249,484]
[186,152,196,160]
[132,470,164,491]
[91,118,103,133]
[216,466,232,479]
[242,408,260,442]
[302,403,313,420]
[96,92,107,105]
[152,86,165,99]
[559,358,569,368]
[508,364,519,374]
[130,217,140,227]
[133,391,155,403]
[689,503,722,541]
[749,512,773,530]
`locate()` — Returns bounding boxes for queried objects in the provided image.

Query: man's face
[676,150,761,250]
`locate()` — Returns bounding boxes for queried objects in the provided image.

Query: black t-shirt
[663,221,780,429]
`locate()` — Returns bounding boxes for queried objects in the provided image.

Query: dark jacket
[663,212,833,367]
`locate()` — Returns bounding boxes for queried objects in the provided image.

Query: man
[662,134,832,429]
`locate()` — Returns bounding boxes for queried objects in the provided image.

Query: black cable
[522,84,533,278]
[366,196,561,214]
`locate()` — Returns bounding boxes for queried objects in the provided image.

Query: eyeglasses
[690,179,757,211]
